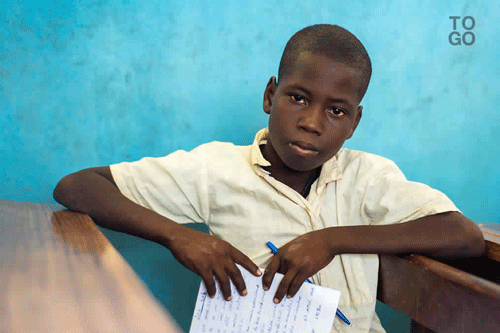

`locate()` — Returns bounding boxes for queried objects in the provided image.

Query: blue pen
[266,241,351,326]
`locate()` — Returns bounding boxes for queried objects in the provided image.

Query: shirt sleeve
[109,145,212,224]
[361,158,460,225]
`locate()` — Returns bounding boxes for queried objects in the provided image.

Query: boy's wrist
[320,227,346,256]
[156,219,190,248]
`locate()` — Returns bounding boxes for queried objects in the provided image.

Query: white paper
[189,265,340,333]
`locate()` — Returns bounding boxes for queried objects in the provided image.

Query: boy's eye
[290,94,306,104]
[327,108,345,117]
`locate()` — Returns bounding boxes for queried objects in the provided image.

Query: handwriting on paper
[189,265,340,333]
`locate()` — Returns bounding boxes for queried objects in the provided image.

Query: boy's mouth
[288,141,319,157]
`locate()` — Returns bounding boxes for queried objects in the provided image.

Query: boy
[54,24,485,332]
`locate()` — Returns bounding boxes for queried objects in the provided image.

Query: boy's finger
[286,273,308,298]
[262,257,279,290]
[225,263,248,296]
[273,270,296,303]
[200,273,217,298]
[233,249,262,277]
[214,268,232,301]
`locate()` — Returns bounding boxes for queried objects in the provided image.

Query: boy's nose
[297,105,323,135]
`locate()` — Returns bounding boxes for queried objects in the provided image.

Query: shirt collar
[250,128,343,185]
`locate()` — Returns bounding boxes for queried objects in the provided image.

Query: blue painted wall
[2,1,498,332]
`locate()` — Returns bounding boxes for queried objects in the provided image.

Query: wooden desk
[378,223,500,333]
[3,199,497,333]
[0,200,181,333]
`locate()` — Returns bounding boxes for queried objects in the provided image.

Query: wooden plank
[0,200,181,333]
[410,321,437,333]
[477,223,500,262]
[378,252,500,333]
[378,223,500,332]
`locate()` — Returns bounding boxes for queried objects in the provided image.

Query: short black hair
[278,24,372,102]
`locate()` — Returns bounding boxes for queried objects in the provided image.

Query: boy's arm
[262,211,485,303]
[53,167,261,300]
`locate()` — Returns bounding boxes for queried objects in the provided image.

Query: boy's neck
[260,144,321,196]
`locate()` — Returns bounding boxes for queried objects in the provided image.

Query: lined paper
[189,265,340,333]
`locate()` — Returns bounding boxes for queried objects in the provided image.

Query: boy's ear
[347,106,363,139]
[263,76,277,115]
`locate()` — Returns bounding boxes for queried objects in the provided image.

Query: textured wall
[2,1,498,222]
[2,1,498,332]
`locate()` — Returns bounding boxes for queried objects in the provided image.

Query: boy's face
[263,53,363,172]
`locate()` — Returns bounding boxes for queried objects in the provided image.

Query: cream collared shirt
[110,128,459,333]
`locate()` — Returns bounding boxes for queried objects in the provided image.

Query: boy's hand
[262,230,335,303]
[167,226,261,301]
